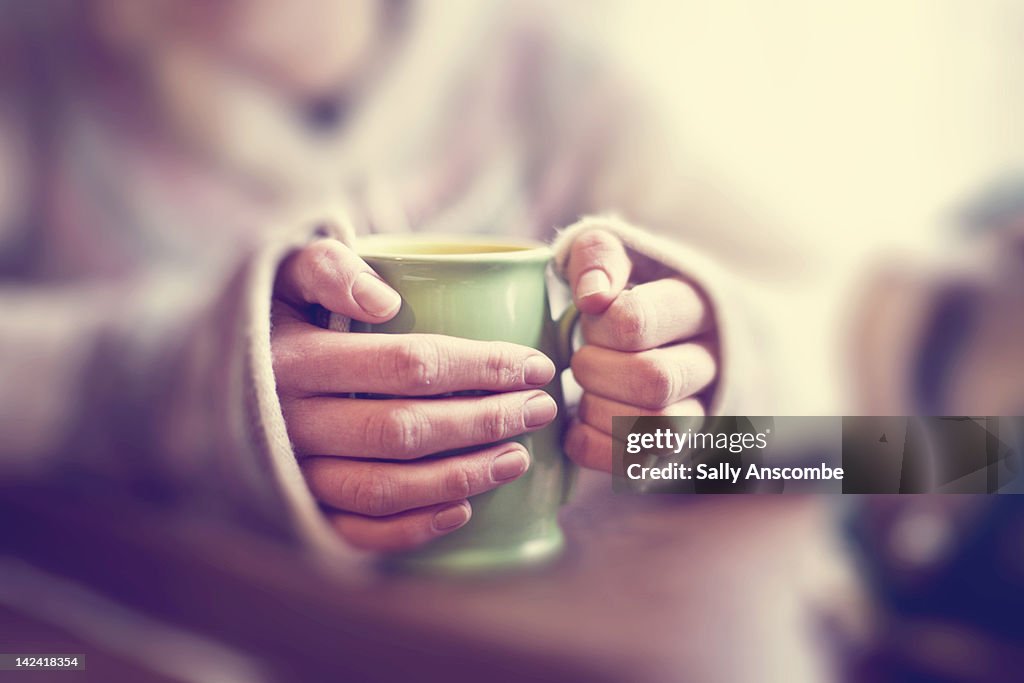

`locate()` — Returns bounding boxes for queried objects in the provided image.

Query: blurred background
[603,0,1023,254]
[1,1,1023,681]
[599,0,1024,417]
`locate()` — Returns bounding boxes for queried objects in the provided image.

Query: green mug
[335,233,579,573]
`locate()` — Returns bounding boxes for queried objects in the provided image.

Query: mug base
[381,528,565,576]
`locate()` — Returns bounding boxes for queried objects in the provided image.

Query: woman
[0,0,793,553]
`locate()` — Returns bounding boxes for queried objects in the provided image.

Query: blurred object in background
[845,494,1024,683]
[841,172,1024,683]
[848,176,1024,418]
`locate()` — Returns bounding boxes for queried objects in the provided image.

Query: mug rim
[355,233,552,262]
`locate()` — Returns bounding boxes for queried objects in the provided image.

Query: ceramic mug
[332,233,578,573]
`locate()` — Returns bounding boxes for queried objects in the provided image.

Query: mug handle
[554,302,581,371]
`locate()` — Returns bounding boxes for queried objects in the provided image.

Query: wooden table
[0,472,849,682]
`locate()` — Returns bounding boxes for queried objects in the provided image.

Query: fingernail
[577,269,610,299]
[524,355,555,385]
[491,447,529,481]
[352,272,401,317]
[523,393,557,428]
[433,503,470,531]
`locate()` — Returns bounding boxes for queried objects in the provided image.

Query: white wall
[598,0,1024,254]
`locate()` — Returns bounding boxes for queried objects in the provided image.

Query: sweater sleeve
[0,208,352,553]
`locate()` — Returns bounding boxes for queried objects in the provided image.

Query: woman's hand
[563,230,718,471]
[271,239,557,551]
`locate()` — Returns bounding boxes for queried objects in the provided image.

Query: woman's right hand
[271,239,558,552]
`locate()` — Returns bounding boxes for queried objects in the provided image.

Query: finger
[564,420,614,472]
[272,330,556,397]
[577,392,705,436]
[581,278,712,352]
[327,500,472,552]
[275,238,401,322]
[301,442,530,516]
[570,341,717,410]
[565,230,633,315]
[285,390,557,459]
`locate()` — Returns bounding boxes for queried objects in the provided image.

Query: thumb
[565,229,633,315]
[275,238,401,323]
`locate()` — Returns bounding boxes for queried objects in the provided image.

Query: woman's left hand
[562,230,719,471]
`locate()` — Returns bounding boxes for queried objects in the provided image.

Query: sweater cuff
[242,207,356,554]
[551,214,763,416]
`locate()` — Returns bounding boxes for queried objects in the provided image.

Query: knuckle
[478,401,517,443]
[484,344,520,387]
[574,229,615,263]
[637,356,679,409]
[392,338,442,391]
[608,292,650,351]
[370,405,427,457]
[444,464,474,500]
[335,464,395,518]
[303,240,341,295]
[345,465,398,516]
